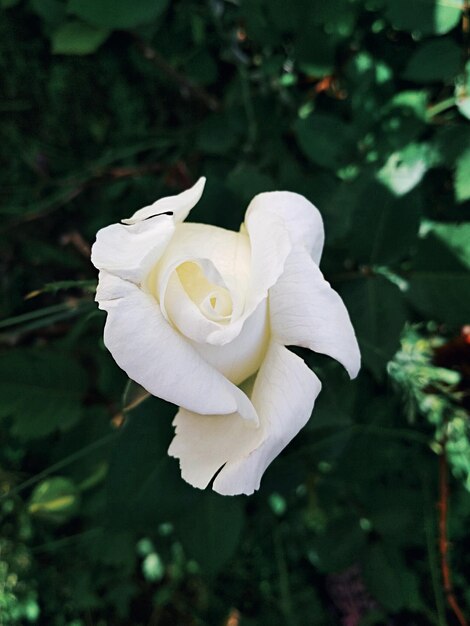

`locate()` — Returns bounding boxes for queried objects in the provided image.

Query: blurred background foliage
[1,0,470,624]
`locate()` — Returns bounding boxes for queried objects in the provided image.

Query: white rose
[91,178,360,495]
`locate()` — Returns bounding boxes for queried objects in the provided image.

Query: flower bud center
[176,261,233,322]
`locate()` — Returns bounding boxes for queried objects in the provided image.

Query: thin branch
[1,432,117,500]
[273,525,297,626]
[0,162,165,232]
[134,36,220,112]
[438,440,468,626]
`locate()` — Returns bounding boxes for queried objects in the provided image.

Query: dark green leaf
[226,165,275,202]
[407,235,470,326]
[0,350,87,439]
[106,397,198,529]
[346,179,422,264]
[385,0,463,35]
[294,113,355,170]
[313,517,367,572]
[52,21,110,55]
[67,0,169,29]
[175,490,245,576]
[402,38,461,83]
[423,221,470,268]
[339,276,408,378]
[363,544,422,611]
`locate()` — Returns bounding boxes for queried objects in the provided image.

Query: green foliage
[0,350,87,439]
[384,0,464,35]
[1,0,470,624]
[455,147,470,202]
[402,38,461,83]
[340,276,407,378]
[51,21,110,56]
[28,477,80,523]
[67,0,169,29]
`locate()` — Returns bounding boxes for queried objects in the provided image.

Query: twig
[1,162,165,232]
[463,0,470,61]
[273,525,297,626]
[1,432,117,500]
[438,439,468,626]
[134,36,220,111]
[60,230,91,259]
[238,65,257,152]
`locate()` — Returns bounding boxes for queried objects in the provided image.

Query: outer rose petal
[90,178,205,283]
[245,190,324,263]
[122,176,206,225]
[96,270,258,423]
[168,408,264,491]
[269,249,361,379]
[168,343,321,495]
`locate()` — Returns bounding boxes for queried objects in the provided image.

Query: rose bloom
[91,178,360,495]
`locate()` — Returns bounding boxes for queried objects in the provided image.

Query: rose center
[176,261,233,322]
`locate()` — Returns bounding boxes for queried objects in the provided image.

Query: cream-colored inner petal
[176,261,233,323]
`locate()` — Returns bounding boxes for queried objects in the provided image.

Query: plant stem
[427,97,456,120]
[134,35,220,111]
[273,525,297,626]
[438,439,468,626]
[2,432,117,500]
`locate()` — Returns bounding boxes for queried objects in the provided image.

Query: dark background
[1,0,470,624]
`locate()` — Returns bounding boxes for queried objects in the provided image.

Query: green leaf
[106,397,198,530]
[385,0,464,35]
[226,165,275,202]
[422,221,470,269]
[402,38,461,83]
[294,113,355,170]
[455,147,470,203]
[387,90,430,120]
[296,28,336,77]
[339,276,408,378]
[407,235,470,326]
[305,362,356,431]
[0,350,87,439]
[196,112,243,155]
[29,477,80,523]
[377,143,435,196]
[175,491,245,576]
[67,0,169,29]
[347,179,422,264]
[52,21,110,55]
[313,517,367,573]
[455,60,470,119]
[30,0,66,27]
[363,544,422,611]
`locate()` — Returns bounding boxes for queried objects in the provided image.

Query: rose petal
[269,249,361,379]
[213,343,321,495]
[90,178,205,283]
[96,270,258,423]
[245,190,324,263]
[155,223,251,328]
[169,343,321,495]
[122,176,206,224]
[242,206,292,313]
[168,407,263,490]
[191,299,269,384]
[203,206,292,345]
